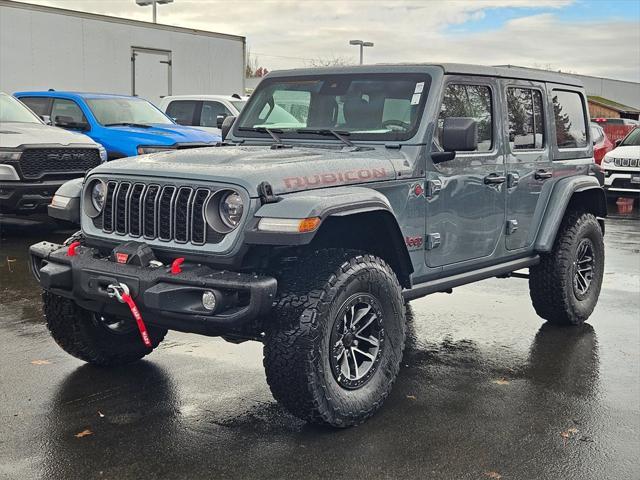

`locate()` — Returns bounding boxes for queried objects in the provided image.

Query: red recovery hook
[107,283,152,348]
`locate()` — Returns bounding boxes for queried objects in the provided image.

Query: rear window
[506,88,545,150]
[19,97,50,117]
[166,100,197,126]
[552,90,587,149]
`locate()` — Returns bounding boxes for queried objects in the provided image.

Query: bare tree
[305,55,353,68]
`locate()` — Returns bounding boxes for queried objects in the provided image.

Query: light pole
[135,0,174,23]
[349,39,374,65]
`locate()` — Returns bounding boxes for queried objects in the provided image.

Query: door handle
[484,173,507,185]
[535,169,553,180]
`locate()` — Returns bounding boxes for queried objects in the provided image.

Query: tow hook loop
[170,257,185,275]
[107,283,152,348]
[67,241,81,257]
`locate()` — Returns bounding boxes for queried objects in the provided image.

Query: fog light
[202,290,217,311]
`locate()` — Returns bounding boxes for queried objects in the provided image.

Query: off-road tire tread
[44,292,166,366]
[529,211,604,325]
[263,248,405,427]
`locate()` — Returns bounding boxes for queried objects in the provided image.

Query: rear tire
[43,292,166,366]
[529,211,604,325]
[263,249,406,427]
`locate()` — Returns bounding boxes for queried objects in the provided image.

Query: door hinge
[426,179,442,199]
[506,220,519,235]
[507,172,520,188]
[426,233,441,250]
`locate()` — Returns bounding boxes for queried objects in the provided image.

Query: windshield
[236,73,431,141]
[231,100,247,111]
[621,128,640,146]
[0,93,42,124]
[86,97,173,126]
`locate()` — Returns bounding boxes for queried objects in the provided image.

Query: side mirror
[221,115,236,140]
[216,114,228,129]
[40,114,52,125]
[55,115,89,131]
[433,117,478,164]
[615,139,622,147]
[442,117,478,152]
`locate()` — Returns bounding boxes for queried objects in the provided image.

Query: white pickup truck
[0,92,105,215]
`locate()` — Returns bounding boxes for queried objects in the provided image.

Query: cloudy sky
[21,0,640,81]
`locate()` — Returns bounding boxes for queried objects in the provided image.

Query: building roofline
[587,95,640,114]
[494,64,640,86]
[0,0,245,43]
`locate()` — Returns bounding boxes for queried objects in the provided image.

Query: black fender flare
[534,175,606,252]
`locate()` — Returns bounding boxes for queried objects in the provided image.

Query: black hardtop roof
[266,63,584,87]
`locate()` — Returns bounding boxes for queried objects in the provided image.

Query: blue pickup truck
[15,91,221,159]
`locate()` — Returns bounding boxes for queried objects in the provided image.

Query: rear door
[502,81,553,251]
[426,77,506,268]
[165,100,199,126]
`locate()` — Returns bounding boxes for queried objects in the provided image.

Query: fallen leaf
[75,429,93,438]
[30,360,51,365]
[98,411,105,418]
[485,472,502,479]
[560,427,579,446]
[406,395,417,400]
[492,378,510,385]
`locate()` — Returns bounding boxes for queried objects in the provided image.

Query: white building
[0,0,245,105]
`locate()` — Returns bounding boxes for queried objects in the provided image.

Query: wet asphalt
[0,205,638,480]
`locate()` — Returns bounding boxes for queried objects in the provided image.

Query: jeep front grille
[612,158,639,168]
[101,181,212,245]
[19,148,101,180]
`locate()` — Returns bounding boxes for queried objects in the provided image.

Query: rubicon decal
[283,168,388,189]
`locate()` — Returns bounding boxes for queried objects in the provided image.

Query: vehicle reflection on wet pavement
[0,207,638,480]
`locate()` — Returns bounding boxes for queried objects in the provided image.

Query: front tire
[529,211,604,325]
[43,292,166,366]
[263,249,406,427]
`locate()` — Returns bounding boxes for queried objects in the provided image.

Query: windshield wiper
[238,126,284,144]
[296,129,354,147]
[104,122,152,128]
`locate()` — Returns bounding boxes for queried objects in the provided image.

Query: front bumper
[604,170,640,195]
[0,180,65,214]
[29,241,277,336]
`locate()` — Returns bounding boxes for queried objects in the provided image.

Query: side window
[437,84,492,152]
[506,88,545,150]
[590,125,604,144]
[166,100,197,126]
[200,101,232,127]
[19,97,51,117]
[552,90,587,149]
[51,99,86,124]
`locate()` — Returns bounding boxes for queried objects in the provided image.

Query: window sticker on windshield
[411,93,421,105]
[414,82,424,94]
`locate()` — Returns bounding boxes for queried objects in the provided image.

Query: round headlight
[91,181,106,212]
[219,191,244,228]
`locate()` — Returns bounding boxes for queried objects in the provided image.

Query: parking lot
[0,204,637,480]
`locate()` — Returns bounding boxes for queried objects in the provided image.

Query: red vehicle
[590,122,614,164]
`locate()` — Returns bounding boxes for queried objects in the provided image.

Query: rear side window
[438,84,493,152]
[200,101,232,127]
[166,100,197,126]
[552,90,587,149]
[507,88,545,150]
[51,99,86,124]
[19,97,51,117]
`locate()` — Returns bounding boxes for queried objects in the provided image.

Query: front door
[502,81,553,250]
[426,77,506,268]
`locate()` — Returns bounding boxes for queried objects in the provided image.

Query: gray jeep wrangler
[30,64,606,427]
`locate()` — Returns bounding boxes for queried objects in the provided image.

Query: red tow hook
[170,257,185,275]
[67,241,81,257]
[107,283,152,348]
